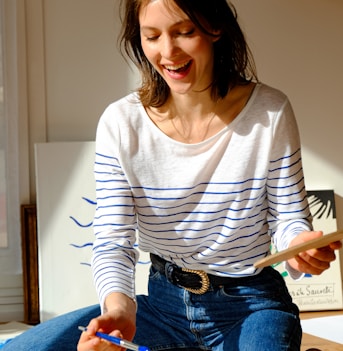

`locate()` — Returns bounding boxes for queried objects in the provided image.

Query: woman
[3,0,340,350]
[77,0,340,350]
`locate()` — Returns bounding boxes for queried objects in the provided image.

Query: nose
[160,34,178,59]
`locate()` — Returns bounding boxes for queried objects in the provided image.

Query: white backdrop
[35,142,150,322]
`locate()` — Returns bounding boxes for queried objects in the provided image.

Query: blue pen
[78,326,150,351]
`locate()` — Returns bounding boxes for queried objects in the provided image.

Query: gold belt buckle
[181,267,210,294]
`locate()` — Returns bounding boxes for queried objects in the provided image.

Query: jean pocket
[149,265,162,281]
[220,268,286,299]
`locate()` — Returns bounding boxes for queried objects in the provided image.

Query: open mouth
[164,60,192,73]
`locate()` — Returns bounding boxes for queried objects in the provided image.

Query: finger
[87,319,101,335]
[95,338,123,351]
[290,254,328,275]
[77,332,100,351]
[329,240,343,250]
[100,330,124,351]
[307,247,337,262]
[297,251,331,272]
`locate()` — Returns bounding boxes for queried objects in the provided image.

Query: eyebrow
[140,19,193,31]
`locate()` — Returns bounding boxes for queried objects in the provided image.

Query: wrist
[104,292,137,314]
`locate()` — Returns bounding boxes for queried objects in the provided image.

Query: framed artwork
[273,190,343,311]
[20,204,39,324]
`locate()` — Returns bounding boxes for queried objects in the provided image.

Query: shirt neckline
[139,83,262,146]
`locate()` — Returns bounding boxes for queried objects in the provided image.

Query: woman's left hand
[287,230,342,275]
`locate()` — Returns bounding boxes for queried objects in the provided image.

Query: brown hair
[119,0,257,107]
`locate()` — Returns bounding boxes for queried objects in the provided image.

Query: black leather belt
[150,253,239,294]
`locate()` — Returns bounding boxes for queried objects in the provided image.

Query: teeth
[164,61,189,71]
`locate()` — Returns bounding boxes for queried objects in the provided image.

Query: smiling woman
[2,1,342,350]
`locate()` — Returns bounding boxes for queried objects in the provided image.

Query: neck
[168,97,219,144]
[167,93,218,122]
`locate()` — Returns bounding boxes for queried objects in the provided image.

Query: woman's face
[139,0,219,97]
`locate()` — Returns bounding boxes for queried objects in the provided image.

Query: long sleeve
[266,98,312,278]
[92,109,138,310]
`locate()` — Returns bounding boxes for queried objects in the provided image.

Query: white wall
[232,0,343,229]
[25,0,139,196]
[43,0,138,142]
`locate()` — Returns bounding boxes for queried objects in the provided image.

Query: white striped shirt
[92,83,312,307]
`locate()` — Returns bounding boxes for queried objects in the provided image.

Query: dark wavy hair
[119,0,257,107]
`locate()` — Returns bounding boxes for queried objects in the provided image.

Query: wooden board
[254,230,343,268]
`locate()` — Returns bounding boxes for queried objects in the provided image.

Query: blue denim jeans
[3,267,301,351]
[1,304,100,351]
[134,266,301,351]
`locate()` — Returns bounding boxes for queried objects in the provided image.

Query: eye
[145,35,159,42]
[178,28,195,37]
[141,29,160,42]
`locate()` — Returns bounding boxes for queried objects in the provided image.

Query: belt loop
[165,261,176,284]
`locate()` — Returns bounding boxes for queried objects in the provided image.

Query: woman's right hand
[77,292,137,351]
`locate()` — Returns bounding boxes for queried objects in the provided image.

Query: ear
[211,29,221,42]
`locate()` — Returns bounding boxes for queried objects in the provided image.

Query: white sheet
[301,315,343,345]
